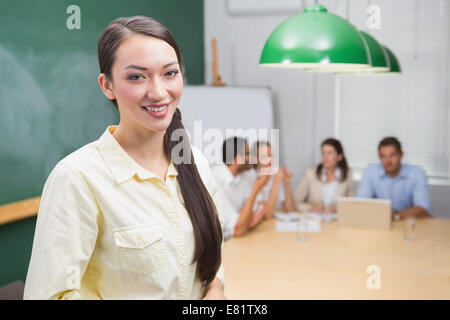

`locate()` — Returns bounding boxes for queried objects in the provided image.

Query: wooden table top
[222,217,450,299]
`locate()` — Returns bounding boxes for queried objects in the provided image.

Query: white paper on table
[322,213,338,223]
[273,211,301,222]
[275,219,322,233]
[275,221,299,232]
[305,219,321,232]
[306,212,338,223]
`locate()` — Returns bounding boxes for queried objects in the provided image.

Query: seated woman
[294,138,354,213]
[249,141,296,218]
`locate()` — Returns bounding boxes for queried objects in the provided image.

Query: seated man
[357,137,431,219]
[211,137,270,240]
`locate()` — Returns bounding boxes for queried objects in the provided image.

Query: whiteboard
[179,85,275,164]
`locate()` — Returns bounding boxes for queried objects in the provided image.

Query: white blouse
[321,168,341,206]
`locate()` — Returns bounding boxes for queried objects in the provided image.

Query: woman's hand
[203,278,226,300]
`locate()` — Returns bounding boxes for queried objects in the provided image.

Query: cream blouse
[24,125,225,300]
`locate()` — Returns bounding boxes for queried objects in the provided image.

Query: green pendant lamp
[382,45,401,73]
[336,44,402,75]
[358,31,389,71]
[330,30,390,74]
[259,3,370,70]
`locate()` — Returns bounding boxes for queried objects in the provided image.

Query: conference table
[222,216,450,299]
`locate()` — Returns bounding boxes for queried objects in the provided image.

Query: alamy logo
[366,5,381,30]
[66,265,81,299]
[366,265,381,290]
[66,5,81,30]
[171,121,280,175]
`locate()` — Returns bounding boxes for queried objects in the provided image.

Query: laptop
[337,197,392,230]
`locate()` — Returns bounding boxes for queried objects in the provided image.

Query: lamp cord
[413,0,418,59]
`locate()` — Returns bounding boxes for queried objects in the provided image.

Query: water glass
[297,218,308,242]
[404,216,416,241]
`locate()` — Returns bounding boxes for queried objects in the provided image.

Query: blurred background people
[249,141,296,219]
[294,138,354,213]
[211,137,270,239]
[357,137,431,219]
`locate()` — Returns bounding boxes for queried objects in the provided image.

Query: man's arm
[396,167,431,219]
[395,206,430,219]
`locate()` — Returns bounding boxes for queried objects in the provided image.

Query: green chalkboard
[0,0,204,287]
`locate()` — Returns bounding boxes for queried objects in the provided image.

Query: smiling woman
[23,16,225,300]
[98,33,183,156]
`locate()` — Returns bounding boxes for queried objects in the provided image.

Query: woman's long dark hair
[97,16,222,287]
[316,138,349,182]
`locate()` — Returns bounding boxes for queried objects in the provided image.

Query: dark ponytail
[164,108,223,286]
[98,16,222,287]
[316,138,349,181]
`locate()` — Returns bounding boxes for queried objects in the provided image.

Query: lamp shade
[382,45,401,73]
[328,30,390,74]
[359,31,389,71]
[259,3,369,69]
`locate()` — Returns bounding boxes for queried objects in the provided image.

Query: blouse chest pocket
[113,225,168,276]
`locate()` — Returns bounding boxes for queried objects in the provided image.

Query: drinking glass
[404,216,416,241]
[297,218,308,242]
